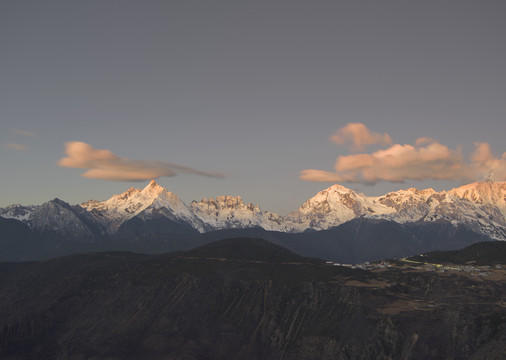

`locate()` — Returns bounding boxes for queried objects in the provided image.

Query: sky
[1,0,505,215]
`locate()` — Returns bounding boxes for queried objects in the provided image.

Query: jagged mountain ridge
[0,199,102,242]
[1,179,506,241]
[286,181,506,239]
[81,180,206,232]
[190,195,288,232]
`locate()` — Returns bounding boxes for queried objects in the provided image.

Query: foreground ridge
[0,239,505,359]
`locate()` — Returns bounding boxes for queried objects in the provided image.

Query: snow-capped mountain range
[2,179,506,241]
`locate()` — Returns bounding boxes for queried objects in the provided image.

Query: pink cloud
[59,141,224,181]
[299,169,355,182]
[302,129,506,184]
[471,142,506,180]
[333,141,467,184]
[330,123,392,152]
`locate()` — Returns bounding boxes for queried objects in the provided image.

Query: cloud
[4,129,37,151]
[300,169,356,183]
[330,123,392,152]
[12,129,37,137]
[58,141,224,181]
[470,142,506,181]
[301,124,506,184]
[4,143,28,151]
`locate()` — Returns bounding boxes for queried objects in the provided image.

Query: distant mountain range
[1,180,505,262]
[2,179,506,238]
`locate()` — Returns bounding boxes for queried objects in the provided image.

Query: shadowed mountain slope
[1,216,494,263]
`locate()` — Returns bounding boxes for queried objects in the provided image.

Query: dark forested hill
[409,240,506,265]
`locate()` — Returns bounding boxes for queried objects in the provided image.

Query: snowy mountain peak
[106,180,166,206]
[450,181,506,212]
[80,181,179,231]
[144,179,163,192]
[326,183,356,193]
[286,184,377,229]
[299,184,360,212]
[78,180,208,233]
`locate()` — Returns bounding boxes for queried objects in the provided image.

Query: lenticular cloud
[301,123,506,184]
[59,141,224,181]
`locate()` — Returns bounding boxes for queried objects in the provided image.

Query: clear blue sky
[1,0,505,214]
